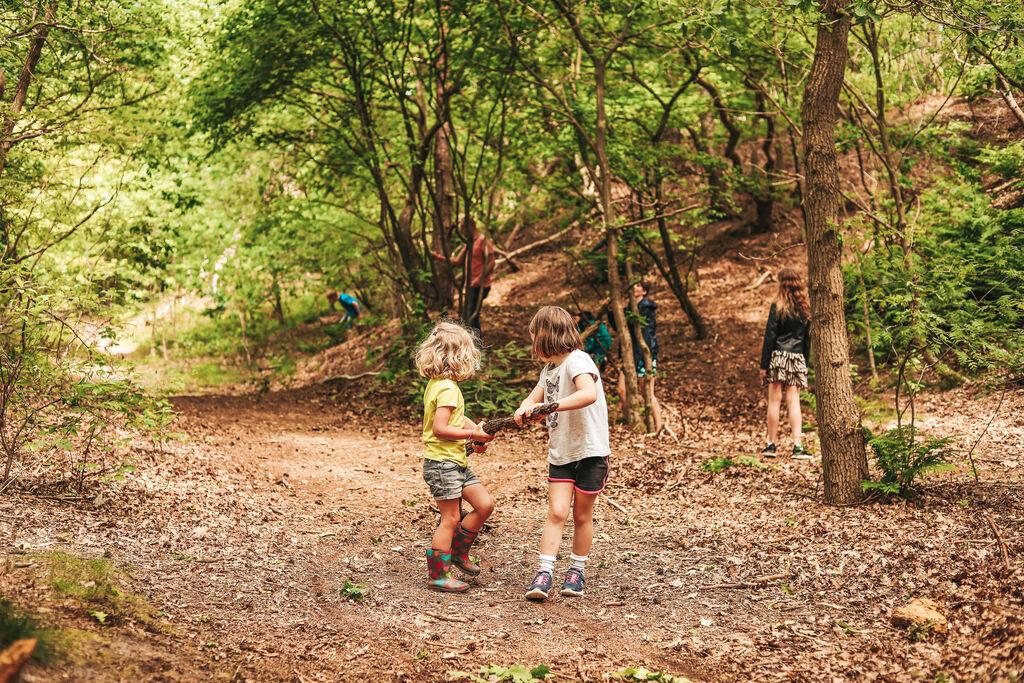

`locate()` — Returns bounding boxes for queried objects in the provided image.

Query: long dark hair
[774,267,810,323]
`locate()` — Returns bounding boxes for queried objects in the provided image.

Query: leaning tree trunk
[595,61,642,431]
[801,0,867,505]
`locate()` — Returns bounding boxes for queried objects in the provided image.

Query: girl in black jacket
[759,268,811,458]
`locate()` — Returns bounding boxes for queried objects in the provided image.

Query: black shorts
[548,456,609,494]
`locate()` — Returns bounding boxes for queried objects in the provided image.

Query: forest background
[1,0,1023,680]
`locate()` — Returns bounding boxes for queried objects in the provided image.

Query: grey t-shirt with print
[537,349,610,465]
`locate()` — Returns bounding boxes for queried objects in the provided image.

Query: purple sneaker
[525,570,552,601]
[560,567,585,597]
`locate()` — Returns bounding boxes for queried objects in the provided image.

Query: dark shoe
[560,567,585,597]
[525,571,552,601]
[426,549,468,593]
[760,442,777,458]
[792,445,812,460]
[450,524,480,576]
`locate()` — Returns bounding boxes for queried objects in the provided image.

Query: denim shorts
[422,459,481,500]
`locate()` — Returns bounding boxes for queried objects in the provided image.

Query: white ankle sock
[569,553,588,571]
[538,554,556,574]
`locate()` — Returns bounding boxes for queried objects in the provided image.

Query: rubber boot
[426,549,468,593]
[450,523,480,576]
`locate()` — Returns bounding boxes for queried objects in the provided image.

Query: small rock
[891,597,947,634]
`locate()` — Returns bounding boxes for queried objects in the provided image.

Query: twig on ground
[423,611,472,623]
[746,269,773,290]
[759,535,799,544]
[702,573,788,590]
[600,494,629,515]
[965,372,1011,484]
[984,514,1012,570]
[325,371,381,381]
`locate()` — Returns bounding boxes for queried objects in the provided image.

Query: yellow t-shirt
[422,378,467,466]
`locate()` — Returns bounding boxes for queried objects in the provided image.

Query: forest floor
[3,222,1023,682]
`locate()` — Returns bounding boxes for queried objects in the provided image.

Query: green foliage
[449,664,555,682]
[700,455,765,473]
[906,620,937,642]
[862,427,958,497]
[1,268,176,489]
[339,580,368,602]
[613,667,695,682]
[0,600,59,664]
[45,552,156,627]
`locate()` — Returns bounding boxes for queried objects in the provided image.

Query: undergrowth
[862,426,958,497]
[44,552,160,630]
[0,600,59,664]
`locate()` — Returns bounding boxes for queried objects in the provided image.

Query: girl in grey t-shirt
[514,306,611,601]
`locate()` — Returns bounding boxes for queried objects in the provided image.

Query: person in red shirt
[431,218,496,338]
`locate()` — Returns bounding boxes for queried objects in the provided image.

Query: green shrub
[0,600,58,664]
[700,456,765,473]
[862,427,958,497]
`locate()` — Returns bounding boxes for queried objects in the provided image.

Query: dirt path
[7,379,1022,682]
[5,227,1023,682]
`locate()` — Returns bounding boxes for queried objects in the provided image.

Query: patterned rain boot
[426,549,468,593]
[450,523,481,576]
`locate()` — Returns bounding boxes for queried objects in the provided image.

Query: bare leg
[459,484,495,533]
[786,384,803,444]
[570,492,598,557]
[432,498,461,551]
[539,482,574,558]
[766,381,783,444]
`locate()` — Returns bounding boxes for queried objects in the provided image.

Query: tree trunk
[648,181,707,339]
[801,0,867,505]
[751,90,777,234]
[685,116,734,218]
[431,26,457,312]
[0,3,57,181]
[625,255,655,433]
[595,61,642,431]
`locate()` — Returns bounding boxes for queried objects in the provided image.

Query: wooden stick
[600,494,629,515]
[702,573,788,590]
[985,514,1012,570]
[465,403,558,455]
[0,638,36,683]
[422,611,471,623]
[494,220,581,267]
[324,371,381,381]
[746,269,773,290]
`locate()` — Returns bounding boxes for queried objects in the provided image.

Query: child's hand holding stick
[465,402,559,456]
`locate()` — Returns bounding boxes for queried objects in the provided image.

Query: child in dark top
[759,267,811,459]
[615,281,662,433]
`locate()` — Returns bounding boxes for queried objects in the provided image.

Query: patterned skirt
[763,350,808,388]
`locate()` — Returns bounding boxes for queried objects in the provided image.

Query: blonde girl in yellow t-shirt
[414,321,496,593]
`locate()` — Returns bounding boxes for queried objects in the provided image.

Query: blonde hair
[529,306,582,359]
[774,267,810,323]
[414,320,481,381]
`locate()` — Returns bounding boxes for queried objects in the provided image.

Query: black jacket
[607,297,658,362]
[760,302,810,370]
[634,297,658,361]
